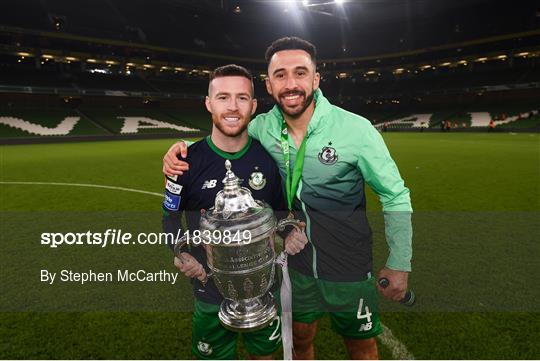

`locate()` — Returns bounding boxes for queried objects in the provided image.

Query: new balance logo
[359,322,373,332]
[202,180,217,189]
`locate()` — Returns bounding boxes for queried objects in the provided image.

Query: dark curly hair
[264,37,317,65]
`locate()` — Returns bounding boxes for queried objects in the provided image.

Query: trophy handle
[173,234,211,285]
[276,217,304,233]
[276,217,305,256]
[173,234,190,259]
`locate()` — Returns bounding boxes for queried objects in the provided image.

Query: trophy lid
[213,160,262,219]
[200,160,276,241]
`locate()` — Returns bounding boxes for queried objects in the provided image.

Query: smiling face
[265,49,320,119]
[205,75,257,137]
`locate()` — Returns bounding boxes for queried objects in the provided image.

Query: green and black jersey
[248,89,412,282]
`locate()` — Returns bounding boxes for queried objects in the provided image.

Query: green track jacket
[248,89,412,281]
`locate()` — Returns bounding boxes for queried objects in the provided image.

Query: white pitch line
[1,181,413,359]
[379,323,415,360]
[0,181,163,197]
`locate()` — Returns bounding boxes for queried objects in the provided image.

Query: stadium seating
[2,104,537,139]
[494,111,540,128]
[0,107,206,138]
[0,68,76,89]
[78,108,203,134]
[0,109,108,137]
[373,114,431,130]
[160,109,212,132]
[468,113,491,127]
[372,108,540,129]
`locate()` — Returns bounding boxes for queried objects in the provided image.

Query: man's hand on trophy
[174,253,207,282]
[163,141,189,176]
[284,225,308,255]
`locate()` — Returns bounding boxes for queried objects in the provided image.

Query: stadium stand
[1,97,537,140]
[373,114,431,130]
[493,111,539,128]
[372,109,540,130]
[0,1,538,142]
[468,113,491,127]
[160,109,213,132]
[79,108,202,134]
[0,108,108,137]
[0,103,208,139]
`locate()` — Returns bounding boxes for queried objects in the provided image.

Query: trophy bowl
[202,201,280,331]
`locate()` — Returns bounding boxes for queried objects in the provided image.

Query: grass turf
[1,132,539,359]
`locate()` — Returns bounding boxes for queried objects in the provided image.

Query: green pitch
[1,133,539,359]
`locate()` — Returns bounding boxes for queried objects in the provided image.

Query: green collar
[269,88,332,136]
[206,135,252,160]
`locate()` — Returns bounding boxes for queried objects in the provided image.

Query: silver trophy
[175,160,302,331]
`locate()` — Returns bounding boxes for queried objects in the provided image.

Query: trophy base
[219,293,278,332]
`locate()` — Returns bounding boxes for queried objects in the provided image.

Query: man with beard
[163,38,413,360]
[162,64,307,359]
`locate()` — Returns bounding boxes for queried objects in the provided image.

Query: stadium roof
[0,0,538,59]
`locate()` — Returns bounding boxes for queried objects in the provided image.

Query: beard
[212,114,249,137]
[275,89,315,118]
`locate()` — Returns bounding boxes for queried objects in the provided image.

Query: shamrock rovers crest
[197,341,213,356]
[249,167,266,190]
[318,142,338,165]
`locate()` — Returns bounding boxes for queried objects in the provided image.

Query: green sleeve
[383,211,412,272]
[356,123,413,271]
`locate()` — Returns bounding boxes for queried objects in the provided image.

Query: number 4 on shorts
[357,298,373,332]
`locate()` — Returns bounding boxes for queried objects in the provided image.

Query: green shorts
[191,300,282,359]
[289,268,382,339]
